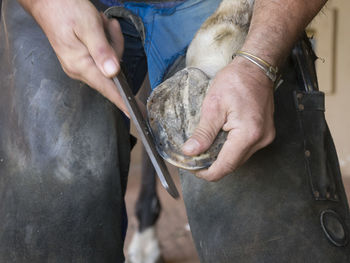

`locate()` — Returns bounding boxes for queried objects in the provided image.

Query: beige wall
[309,0,350,176]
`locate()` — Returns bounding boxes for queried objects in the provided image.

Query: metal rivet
[305,150,311,157]
[314,191,320,198]
[297,93,303,99]
[298,104,305,110]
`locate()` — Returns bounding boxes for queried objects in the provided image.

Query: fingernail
[182,138,200,154]
[103,59,118,76]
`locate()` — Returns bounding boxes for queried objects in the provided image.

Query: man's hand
[182,0,327,181]
[182,57,275,181]
[19,0,129,115]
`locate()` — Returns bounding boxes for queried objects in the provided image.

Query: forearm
[243,0,327,66]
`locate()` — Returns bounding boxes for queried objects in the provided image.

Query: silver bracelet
[233,50,281,85]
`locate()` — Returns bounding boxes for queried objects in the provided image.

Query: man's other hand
[182,57,276,181]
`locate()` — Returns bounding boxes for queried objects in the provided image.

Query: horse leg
[128,148,162,263]
[127,78,162,263]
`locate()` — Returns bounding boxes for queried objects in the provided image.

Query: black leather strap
[292,32,320,92]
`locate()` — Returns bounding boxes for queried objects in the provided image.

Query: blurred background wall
[308,0,350,177]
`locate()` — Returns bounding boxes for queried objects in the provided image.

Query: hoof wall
[147,67,227,170]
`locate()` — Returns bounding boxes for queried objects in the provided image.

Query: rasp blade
[113,75,179,199]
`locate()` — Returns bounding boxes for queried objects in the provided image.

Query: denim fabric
[119,18,148,94]
[102,0,222,89]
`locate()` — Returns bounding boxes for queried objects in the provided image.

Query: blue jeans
[105,0,221,90]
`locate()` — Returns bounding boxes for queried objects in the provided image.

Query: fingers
[74,11,122,78]
[79,57,130,116]
[181,57,276,181]
[72,55,129,116]
[101,13,124,60]
[196,131,250,181]
[30,0,129,115]
[182,94,226,156]
[61,12,127,114]
[196,124,275,181]
[58,41,129,117]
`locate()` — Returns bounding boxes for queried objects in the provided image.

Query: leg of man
[0,0,145,262]
[180,55,350,262]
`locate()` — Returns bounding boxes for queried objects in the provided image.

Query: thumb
[182,97,225,156]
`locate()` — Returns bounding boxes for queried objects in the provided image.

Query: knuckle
[210,161,236,180]
[262,128,276,146]
[62,62,80,78]
[62,56,93,79]
[80,56,95,69]
[95,45,112,59]
[223,162,236,175]
[193,126,216,144]
[247,127,264,144]
[110,18,122,31]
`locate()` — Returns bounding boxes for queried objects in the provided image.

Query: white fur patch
[186,0,254,77]
[127,227,161,263]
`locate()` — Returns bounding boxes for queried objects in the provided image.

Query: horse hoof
[147,67,227,170]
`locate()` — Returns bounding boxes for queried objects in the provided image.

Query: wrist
[240,39,283,68]
[234,50,279,83]
[229,56,274,90]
